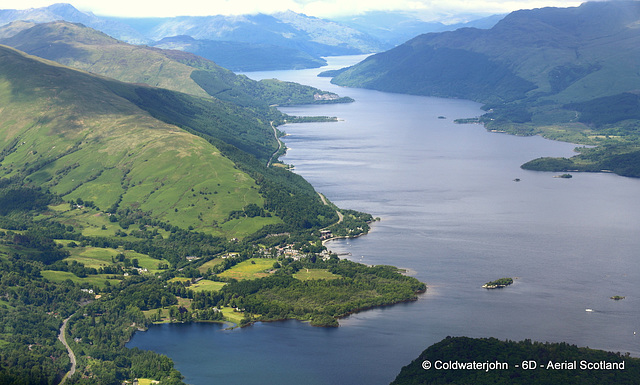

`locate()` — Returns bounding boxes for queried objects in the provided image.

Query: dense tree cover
[0,169,423,383]
[63,278,184,384]
[192,71,353,108]
[205,257,426,327]
[566,93,640,128]
[332,45,535,104]
[391,336,640,385]
[329,209,375,238]
[521,144,640,178]
[0,255,90,384]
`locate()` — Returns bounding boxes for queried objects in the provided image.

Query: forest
[0,172,424,384]
[391,336,640,385]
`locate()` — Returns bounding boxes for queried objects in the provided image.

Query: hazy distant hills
[331,11,504,48]
[122,11,384,56]
[0,3,501,71]
[0,21,351,109]
[152,35,326,72]
[0,2,149,43]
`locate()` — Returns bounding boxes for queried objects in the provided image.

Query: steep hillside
[0,45,337,237]
[0,21,351,110]
[331,2,640,177]
[333,2,640,105]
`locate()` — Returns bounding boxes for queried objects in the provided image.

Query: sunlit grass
[293,269,340,281]
[218,258,275,281]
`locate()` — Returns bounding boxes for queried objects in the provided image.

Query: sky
[2,0,587,19]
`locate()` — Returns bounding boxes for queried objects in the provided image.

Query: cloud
[3,0,585,18]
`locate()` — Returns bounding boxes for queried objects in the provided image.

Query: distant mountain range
[0,3,500,71]
[331,11,504,47]
[0,3,148,43]
[330,1,640,177]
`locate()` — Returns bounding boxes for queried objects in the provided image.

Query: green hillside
[331,2,640,177]
[0,21,352,109]
[0,45,265,237]
[333,2,640,105]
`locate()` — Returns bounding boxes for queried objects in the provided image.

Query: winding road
[267,121,283,167]
[58,317,76,384]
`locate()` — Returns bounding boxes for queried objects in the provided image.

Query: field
[40,270,121,288]
[197,257,226,273]
[220,307,246,325]
[190,280,226,292]
[293,269,340,281]
[218,258,275,280]
[64,246,169,274]
[136,379,159,385]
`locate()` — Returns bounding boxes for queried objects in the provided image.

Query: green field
[190,280,226,292]
[40,270,121,288]
[64,246,169,274]
[293,269,340,281]
[220,307,246,325]
[218,258,275,281]
[197,257,225,273]
[136,379,159,385]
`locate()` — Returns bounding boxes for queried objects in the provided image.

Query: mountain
[152,35,326,72]
[0,21,352,111]
[0,2,149,43]
[333,2,640,105]
[0,44,342,237]
[331,11,504,48]
[0,4,385,70]
[120,11,385,57]
[330,2,640,177]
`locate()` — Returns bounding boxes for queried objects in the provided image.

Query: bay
[129,55,640,384]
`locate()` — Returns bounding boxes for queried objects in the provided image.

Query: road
[318,193,343,224]
[267,121,283,167]
[58,317,76,384]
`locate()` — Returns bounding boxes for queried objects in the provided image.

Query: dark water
[129,56,640,384]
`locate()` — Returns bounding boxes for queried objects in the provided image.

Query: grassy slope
[0,21,351,108]
[0,45,278,237]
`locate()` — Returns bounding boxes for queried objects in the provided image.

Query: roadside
[267,121,283,167]
[58,317,76,385]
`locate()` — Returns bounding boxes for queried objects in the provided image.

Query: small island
[483,277,514,289]
[554,173,573,178]
[610,295,625,300]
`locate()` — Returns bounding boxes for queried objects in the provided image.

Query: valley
[2,1,640,384]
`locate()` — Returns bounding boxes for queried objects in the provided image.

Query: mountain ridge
[330,1,640,177]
